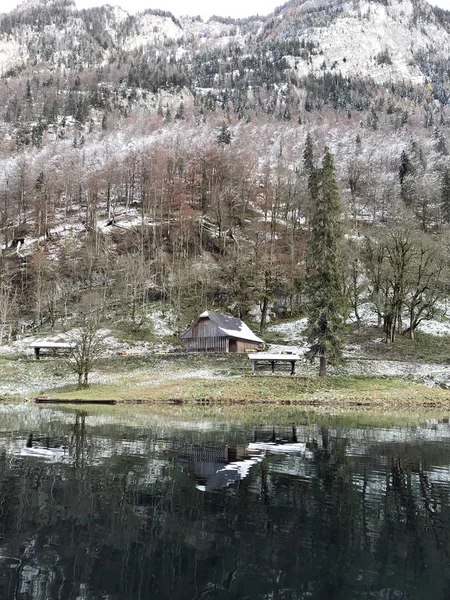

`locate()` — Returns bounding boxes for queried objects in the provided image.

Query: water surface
[0,405,449,600]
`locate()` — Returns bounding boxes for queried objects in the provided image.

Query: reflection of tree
[70,410,86,468]
[0,417,450,599]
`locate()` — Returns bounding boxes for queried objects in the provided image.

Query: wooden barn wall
[192,318,221,338]
[186,337,228,352]
[236,340,260,353]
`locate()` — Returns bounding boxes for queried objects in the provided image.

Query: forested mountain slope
[0,0,449,340]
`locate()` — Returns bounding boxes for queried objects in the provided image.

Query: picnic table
[248,352,300,375]
[30,341,75,359]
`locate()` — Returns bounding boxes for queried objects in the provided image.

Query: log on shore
[35,398,117,405]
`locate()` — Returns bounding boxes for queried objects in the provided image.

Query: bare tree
[0,281,17,344]
[66,303,106,389]
[364,224,447,342]
[364,225,415,343]
[346,239,367,329]
[403,234,448,339]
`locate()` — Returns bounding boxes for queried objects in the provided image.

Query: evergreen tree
[434,127,449,155]
[175,102,185,120]
[303,147,347,376]
[217,122,231,146]
[31,122,45,148]
[303,132,319,206]
[303,133,314,170]
[26,79,32,103]
[399,149,415,206]
[399,150,414,185]
[441,168,450,224]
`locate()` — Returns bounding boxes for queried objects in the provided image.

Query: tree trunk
[384,315,395,343]
[260,296,269,333]
[319,354,327,377]
[354,304,361,329]
[321,426,330,451]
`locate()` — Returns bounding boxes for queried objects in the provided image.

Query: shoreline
[24,377,450,410]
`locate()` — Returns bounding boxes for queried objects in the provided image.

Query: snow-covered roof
[181,310,264,344]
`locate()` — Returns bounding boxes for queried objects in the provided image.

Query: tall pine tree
[441,167,450,224]
[399,149,415,206]
[303,132,319,205]
[303,132,319,227]
[304,147,347,376]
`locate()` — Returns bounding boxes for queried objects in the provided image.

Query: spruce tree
[217,122,231,146]
[303,132,319,220]
[303,132,314,174]
[303,147,347,376]
[399,150,415,206]
[441,168,450,224]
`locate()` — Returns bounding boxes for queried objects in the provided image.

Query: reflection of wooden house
[181,310,264,353]
[178,444,260,491]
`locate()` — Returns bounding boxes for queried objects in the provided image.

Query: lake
[0,404,449,600]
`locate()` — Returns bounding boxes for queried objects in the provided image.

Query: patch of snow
[146,307,176,336]
[267,344,307,355]
[418,319,450,337]
[267,318,308,341]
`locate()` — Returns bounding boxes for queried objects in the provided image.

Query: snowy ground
[265,307,450,388]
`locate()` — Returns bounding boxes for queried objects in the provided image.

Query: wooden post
[34,347,40,360]
[290,360,296,375]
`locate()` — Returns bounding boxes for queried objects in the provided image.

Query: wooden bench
[30,342,75,359]
[248,352,300,375]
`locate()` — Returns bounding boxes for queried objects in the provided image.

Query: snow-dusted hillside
[0,0,449,360]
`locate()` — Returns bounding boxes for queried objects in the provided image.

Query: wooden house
[181,310,264,353]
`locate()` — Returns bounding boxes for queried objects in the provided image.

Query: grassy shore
[25,351,450,408]
[43,376,450,407]
[2,337,450,408]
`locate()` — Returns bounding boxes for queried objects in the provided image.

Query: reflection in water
[0,408,449,599]
[178,444,264,491]
[19,431,69,459]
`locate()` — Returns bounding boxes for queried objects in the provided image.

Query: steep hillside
[0,0,449,343]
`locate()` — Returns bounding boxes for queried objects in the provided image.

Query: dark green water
[0,405,449,600]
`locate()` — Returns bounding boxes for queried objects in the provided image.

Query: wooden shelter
[181,311,264,353]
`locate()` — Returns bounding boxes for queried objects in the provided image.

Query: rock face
[1,0,450,85]
[259,0,450,84]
